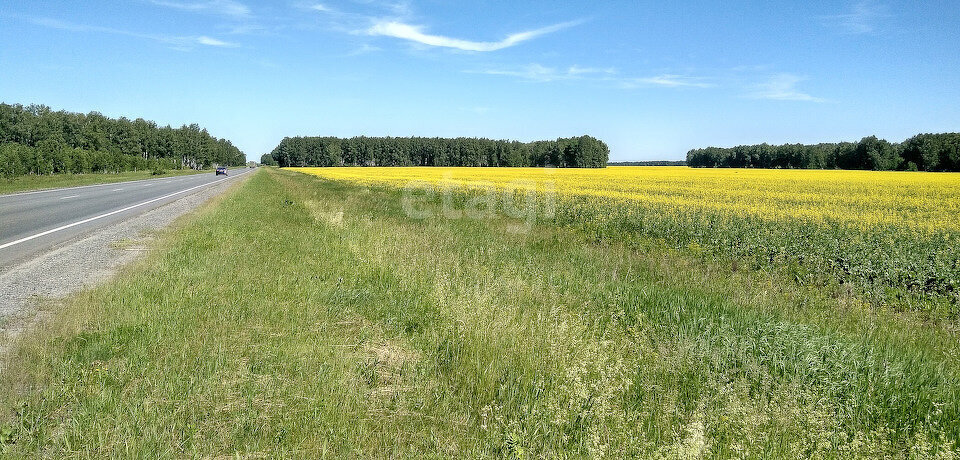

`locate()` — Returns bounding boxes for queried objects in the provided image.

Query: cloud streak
[567,65,617,76]
[150,0,251,18]
[821,1,887,34]
[620,74,715,89]
[346,43,382,56]
[747,74,823,102]
[474,64,569,82]
[475,64,824,104]
[30,17,238,49]
[196,35,235,46]
[474,65,720,92]
[471,64,613,82]
[366,20,581,52]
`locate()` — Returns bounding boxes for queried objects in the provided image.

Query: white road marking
[0,171,249,251]
[112,188,124,191]
[59,195,80,200]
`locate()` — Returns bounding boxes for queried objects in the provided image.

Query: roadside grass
[0,169,210,195]
[1,168,958,457]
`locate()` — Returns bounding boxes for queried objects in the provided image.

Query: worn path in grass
[1,168,958,457]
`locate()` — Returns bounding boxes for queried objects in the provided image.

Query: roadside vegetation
[0,102,247,180]
[0,168,210,196]
[2,168,958,457]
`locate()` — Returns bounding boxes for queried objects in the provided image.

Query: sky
[1,1,959,162]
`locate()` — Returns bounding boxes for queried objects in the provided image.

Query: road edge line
[0,170,252,250]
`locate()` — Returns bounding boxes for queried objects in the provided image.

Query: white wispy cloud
[747,74,823,102]
[347,43,382,56]
[567,65,617,76]
[366,20,582,52]
[822,0,887,34]
[151,0,251,18]
[299,1,375,35]
[30,17,237,49]
[474,65,719,91]
[380,1,412,18]
[471,64,609,82]
[181,35,237,47]
[196,35,237,46]
[620,74,715,89]
[474,64,565,82]
[220,23,268,35]
[30,17,115,34]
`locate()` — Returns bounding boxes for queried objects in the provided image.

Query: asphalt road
[0,168,254,269]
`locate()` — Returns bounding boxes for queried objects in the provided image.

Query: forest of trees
[0,103,246,178]
[268,135,609,168]
[687,133,960,171]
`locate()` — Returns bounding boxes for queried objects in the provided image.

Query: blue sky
[1,1,958,161]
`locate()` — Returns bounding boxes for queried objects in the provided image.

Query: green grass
[552,195,960,318]
[1,168,958,457]
[0,169,210,195]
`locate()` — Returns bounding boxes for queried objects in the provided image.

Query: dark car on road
[216,167,228,176]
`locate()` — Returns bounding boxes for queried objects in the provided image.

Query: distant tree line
[268,135,609,168]
[260,153,278,166]
[608,160,687,166]
[0,103,246,178]
[687,133,960,171]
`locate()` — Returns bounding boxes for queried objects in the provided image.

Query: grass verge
[1,168,958,457]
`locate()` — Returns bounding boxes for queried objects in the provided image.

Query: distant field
[0,169,209,195]
[2,167,959,457]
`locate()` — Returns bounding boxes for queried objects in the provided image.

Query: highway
[0,168,254,269]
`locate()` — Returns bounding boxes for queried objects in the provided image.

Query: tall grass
[1,168,958,457]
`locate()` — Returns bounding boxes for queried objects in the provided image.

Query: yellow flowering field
[290,166,960,232]
[290,166,960,309]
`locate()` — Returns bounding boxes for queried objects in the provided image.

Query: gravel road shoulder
[0,172,253,349]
